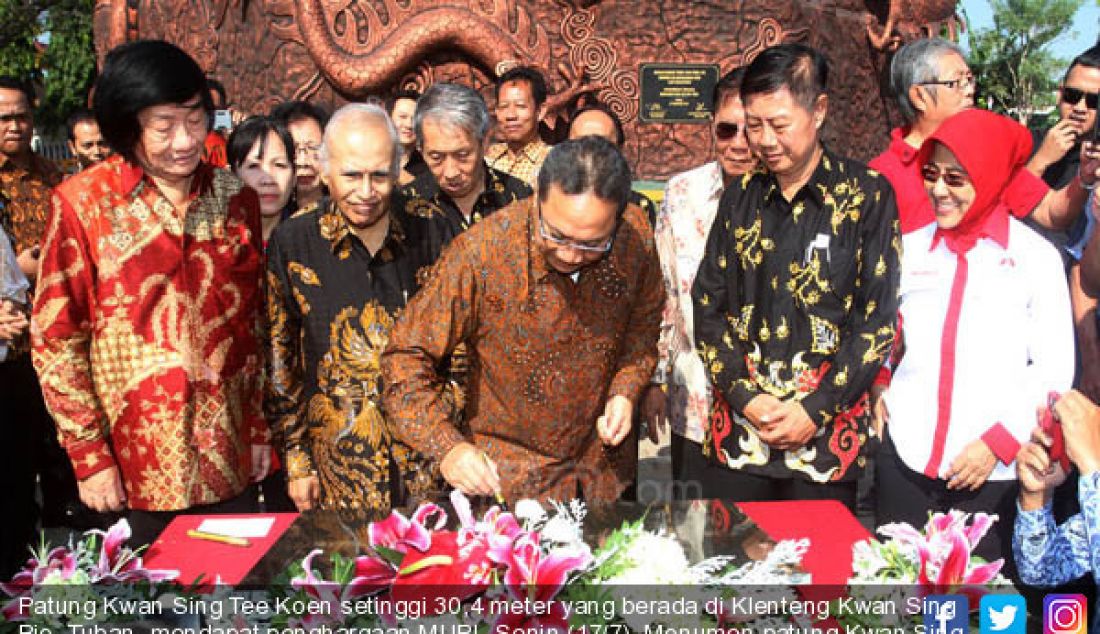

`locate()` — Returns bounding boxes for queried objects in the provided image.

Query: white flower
[541,514,582,545]
[605,531,694,585]
[513,499,546,526]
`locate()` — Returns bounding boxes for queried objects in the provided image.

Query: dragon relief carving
[286,0,551,98]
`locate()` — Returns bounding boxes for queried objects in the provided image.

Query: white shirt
[654,161,725,443]
[885,220,1074,481]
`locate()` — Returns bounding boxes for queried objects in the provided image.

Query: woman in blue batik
[1014,389,1100,627]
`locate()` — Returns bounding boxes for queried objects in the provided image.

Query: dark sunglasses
[1061,86,1099,110]
[921,163,970,188]
[714,121,743,140]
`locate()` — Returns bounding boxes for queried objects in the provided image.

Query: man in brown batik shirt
[382,137,663,503]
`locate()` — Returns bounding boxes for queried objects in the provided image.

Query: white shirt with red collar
[885,217,1074,481]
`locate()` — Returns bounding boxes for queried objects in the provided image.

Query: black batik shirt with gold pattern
[264,199,452,518]
[395,166,532,235]
[692,148,901,483]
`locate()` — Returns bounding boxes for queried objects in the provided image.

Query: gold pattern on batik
[405,197,438,219]
[305,301,411,515]
[318,207,353,259]
[787,250,830,306]
[819,178,865,235]
[775,316,790,340]
[860,325,896,366]
[791,201,806,223]
[143,251,242,384]
[734,216,763,269]
[747,344,819,399]
[697,341,724,377]
[833,366,849,387]
[873,255,887,278]
[736,304,754,341]
[289,262,322,286]
[90,310,174,421]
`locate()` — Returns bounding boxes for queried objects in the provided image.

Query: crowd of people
[0,35,1098,609]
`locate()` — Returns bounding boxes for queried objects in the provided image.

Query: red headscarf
[919,109,1036,253]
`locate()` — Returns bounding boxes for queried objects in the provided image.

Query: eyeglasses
[1061,86,1099,110]
[537,206,616,254]
[295,143,321,158]
[921,163,970,188]
[714,121,743,141]
[920,74,976,92]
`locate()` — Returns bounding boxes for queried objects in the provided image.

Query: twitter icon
[982,594,1027,634]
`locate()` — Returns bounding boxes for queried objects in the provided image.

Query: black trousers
[127,487,260,550]
[670,433,708,499]
[875,433,1019,579]
[0,355,43,577]
[698,458,859,513]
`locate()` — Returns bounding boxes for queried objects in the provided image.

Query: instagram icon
[1044,594,1088,634]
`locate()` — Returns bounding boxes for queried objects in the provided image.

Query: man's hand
[870,384,889,438]
[638,385,667,444]
[0,300,28,340]
[78,467,127,513]
[250,444,272,483]
[944,439,997,491]
[440,442,501,496]
[15,246,39,280]
[1053,389,1100,475]
[1016,426,1068,511]
[743,394,783,432]
[288,474,320,511]
[1081,141,1100,190]
[597,394,633,447]
[757,400,816,450]
[1030,119,1079,175]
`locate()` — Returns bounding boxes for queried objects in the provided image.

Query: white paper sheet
[195,517,276,539]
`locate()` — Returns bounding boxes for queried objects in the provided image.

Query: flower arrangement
[1,519,179,627]
[837,511,1009,630]
[275,491,810,633]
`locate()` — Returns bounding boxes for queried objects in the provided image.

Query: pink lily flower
[450,490,522,563]
[88,519,178,584]
[291,549,389,627]
[498,532,591,604]
[368,502,445,555]
[901,512,1004,604]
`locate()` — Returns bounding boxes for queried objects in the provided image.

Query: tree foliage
[967,0,1083,126]
[40,0,96,131]
[0,0,95,135]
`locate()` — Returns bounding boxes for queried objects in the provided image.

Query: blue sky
[960,1,1098,60]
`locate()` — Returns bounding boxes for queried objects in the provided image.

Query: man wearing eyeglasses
[872,39,1095,238]
[869,39,976,235]
[638,68,756,498]
[382,136,663,503]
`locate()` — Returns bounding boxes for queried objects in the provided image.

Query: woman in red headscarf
[873,109,1074,568]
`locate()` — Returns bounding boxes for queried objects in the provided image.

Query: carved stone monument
[93,0,960,179]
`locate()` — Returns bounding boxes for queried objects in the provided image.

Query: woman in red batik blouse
[31,40,271,547]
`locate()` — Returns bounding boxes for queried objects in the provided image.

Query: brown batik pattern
[382,198,664,504]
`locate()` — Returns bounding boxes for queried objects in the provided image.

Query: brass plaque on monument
[639,63,720,123]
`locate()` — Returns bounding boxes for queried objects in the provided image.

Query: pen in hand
[479,451,507,509]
